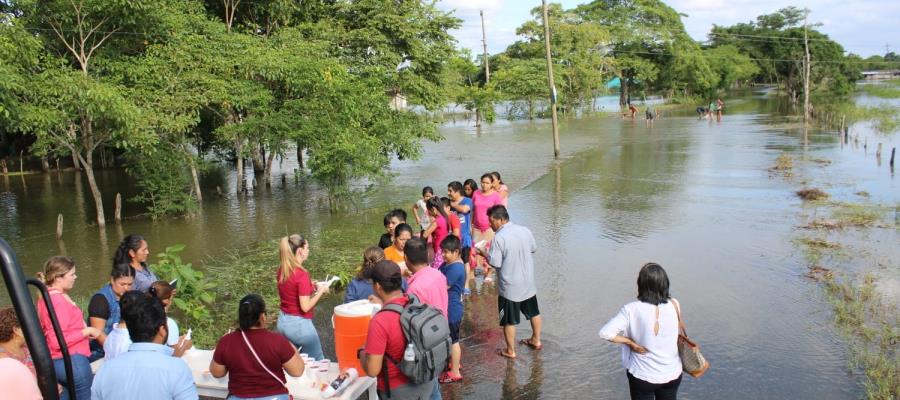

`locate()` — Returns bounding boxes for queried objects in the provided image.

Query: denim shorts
[277,311,324,360]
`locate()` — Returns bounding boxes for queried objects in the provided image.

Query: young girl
[463,179,478,199]
[422,197,450,269]
[149,281,192,357]
[412,186,434,235]
[344,247,385,303]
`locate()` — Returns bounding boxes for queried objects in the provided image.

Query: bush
[150,244,216,321]
[125,146,197,219]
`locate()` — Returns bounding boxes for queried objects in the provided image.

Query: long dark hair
[114,234,145,266]
[238,294,266,331]
[426,197,449,224]
[463,179,478,197]
[111,263,136,280]
[637,262,670,305]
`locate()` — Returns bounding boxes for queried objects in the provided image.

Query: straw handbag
[672,299,709,378]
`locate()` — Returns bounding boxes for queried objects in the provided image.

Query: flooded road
[2,92,898,398]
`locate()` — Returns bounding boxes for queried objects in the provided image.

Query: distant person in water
[695,106,708,119]
[645,106,656,126]
[716,98,724,122]
[625,102,638,119]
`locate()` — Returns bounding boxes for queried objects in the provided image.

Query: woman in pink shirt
[36,256,103,400]
[472,173,503,282]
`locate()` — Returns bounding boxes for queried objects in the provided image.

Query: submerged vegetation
[788,153,899,399]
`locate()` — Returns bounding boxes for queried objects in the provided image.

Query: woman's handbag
[672,299,709,378]
[241,330,294,399]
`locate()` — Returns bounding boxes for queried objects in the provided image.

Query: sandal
[439,372,463,383]
[519,338,543,350]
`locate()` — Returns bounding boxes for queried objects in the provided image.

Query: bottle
[403,343,416,362]
[321,368,359,398]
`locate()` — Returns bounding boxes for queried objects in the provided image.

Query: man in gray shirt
[477,205,542,359]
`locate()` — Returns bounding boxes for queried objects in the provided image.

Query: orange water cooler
[333,299,380,371]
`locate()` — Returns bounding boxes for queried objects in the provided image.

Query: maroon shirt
[213,329,296,398]
[278,267,315,318]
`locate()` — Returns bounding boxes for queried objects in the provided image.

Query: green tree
[702,45,760,90]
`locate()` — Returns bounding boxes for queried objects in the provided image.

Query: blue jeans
[431,378,442,400]
[227,395,290,400]
[277,312,324,360]
[53,355,93,400]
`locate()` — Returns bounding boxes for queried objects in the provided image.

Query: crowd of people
[0,169,693,400]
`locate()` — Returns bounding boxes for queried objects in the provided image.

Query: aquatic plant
[151,245,216,321]
[796,188,829,201]
[772,153,794,171]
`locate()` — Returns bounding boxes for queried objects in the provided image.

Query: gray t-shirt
[488,222,537,302]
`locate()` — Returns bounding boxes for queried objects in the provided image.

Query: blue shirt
[91,342,198,400]
[456,197,474,248]
[344,278,408,304]
[439,261,466,323]
[132,264,158,293]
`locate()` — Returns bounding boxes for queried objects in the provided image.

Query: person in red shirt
[211,294,304,399]
[276,234,330,360]
[361,261,435,399]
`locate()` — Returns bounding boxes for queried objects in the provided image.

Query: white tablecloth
[92,349,376,400]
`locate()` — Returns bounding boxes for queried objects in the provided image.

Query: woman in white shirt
[599,263,683,400]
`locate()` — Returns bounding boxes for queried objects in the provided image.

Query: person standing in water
[716,98,724,122]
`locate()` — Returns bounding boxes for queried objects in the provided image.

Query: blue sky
[435,0,898,58]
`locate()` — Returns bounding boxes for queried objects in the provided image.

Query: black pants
[626,371,681,400]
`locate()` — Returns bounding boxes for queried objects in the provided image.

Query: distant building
[860,70,900,81]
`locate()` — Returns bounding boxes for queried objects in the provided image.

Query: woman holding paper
[276,234,330,360]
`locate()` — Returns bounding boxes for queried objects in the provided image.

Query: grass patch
[797,188,829,201]
[861,84,900,99]
[794,236,842,265]
[822,273,899,399]
[770,153,794,175]
[803,202,890,230]
[178,220,383,348]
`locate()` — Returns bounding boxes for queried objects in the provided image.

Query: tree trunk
[71,152,81,171]
[1,159,7,175]
[80,153,106,228]
[235,138,245,194]
[528,100,534,120]
[295,141,304,169]
[41,157,50,173]
[189,157,202,202]
[252,142,265,173]
[619,76,630,107]
[264,148,276,187]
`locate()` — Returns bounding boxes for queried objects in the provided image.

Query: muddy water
[2,92,897,398]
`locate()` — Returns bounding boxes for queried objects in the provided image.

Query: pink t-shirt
[430,215,449,253]
[407,267,448,318]
[0,358,41,400]
[37,291,90,359]
[472,190,503,231]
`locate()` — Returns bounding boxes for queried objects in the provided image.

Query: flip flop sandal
[439,372,463,383]
[519,338,543,350]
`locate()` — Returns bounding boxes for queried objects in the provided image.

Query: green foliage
[703,45,760,90]
[150,244,216,321]
[125,145,197,218]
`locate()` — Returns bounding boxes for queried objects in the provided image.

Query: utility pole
[480,10,490,83]
[803,9,811,124]
[542,0,560,158]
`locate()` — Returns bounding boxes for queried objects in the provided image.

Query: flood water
[2,91,898,399]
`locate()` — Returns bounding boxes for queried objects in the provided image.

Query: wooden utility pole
[542,0,560,158]
[480,10,490,83]
[803,9,811,124]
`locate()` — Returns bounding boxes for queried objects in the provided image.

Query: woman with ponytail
[114,234,156,293]
[276,234,329,360]
[86,263,135,361]
[211,294,304,400]
[36,256,102,400]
